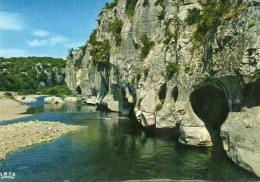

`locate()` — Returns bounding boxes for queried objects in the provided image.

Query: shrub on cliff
[108,18,123,46]
[125,0,138,19]
[166,62,178,79]
[90,39,111,71]
[185,8,201,25]
[40,84,72,98]
[140,33,155,59]
[185,1,238,47]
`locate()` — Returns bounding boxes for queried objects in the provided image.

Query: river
[0,97,258,181]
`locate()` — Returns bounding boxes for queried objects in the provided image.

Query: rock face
[65,0,260,176]
[44,97,65,104]
[221,107,260,177]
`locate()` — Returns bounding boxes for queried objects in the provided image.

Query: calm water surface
[0,97,258,181]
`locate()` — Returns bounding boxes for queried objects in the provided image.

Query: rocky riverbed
[0,121,86,160]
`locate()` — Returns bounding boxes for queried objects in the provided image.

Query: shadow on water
[0,98,258,181]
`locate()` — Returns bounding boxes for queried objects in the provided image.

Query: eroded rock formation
[65,0,260,177]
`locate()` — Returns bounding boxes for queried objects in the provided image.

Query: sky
[0,0,113,59]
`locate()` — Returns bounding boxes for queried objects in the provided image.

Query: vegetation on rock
[108,18,123,46]
[143,0,149,7]
[184,1,247,47]
[166,62,178,79]
[140,33,155,59]
[125,0,138,19]
[90,39,112,71]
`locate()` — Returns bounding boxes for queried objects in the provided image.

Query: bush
[157,7,166,21]
[185,8,201,25]
[163,30,174,45]
[143,68,149,77]
[185,1,233,47]
[131,72,142,84]
[155,0,164,7]
[38,72,48,82]
[166,62,178,79]
[90,39,112,71]
[248,21,255,28]
[140,33,155,59]
[155,103,163,111]
[108,18,123,46]
[143,0,149,6]
[40,85,72,98]
[126,0,138,19]
[4,92,12,96]
[106,0,118,9]
[88,29,97,45]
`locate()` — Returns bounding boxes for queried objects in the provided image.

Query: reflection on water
[0,100,258,181]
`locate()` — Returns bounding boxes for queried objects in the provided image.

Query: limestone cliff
[65,0,260,177]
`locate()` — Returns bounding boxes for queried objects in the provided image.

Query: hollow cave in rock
[190,85,229,145]
[243,79,260,108]
[76,85,82,94]
[121,87,129,107]
[159,83,167,101]
[172,87,178,102]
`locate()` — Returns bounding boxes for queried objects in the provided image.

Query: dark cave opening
[76,85,82,95]
[243,79,260,108]
[172,87,178,102]
[190,85,229,145]
[121,87,129,107]
[159,83,167,101]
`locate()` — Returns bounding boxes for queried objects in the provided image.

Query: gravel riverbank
[0,121,86,160]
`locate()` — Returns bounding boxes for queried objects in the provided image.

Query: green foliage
[140,33,155,59]
[143,0,149,6]
[38,72,48,82]
[185,8,201,25]
[157,6,166,21]
[155,102,163,111]
[88,29,97,45]
[106,0,118,9]
[131,72,142,84]
[40,84,72,98]
[185,1,233,47]
[143,68,149,77]
[108,18,123,46]
[3,92,12,96]
[155,0,164,7]
[90,39,112,71]
[0,57,66,93]
[166,62,178,79]
[163,30,174,45]
[125,0,138,19]
[248,21,255,28]
[164,19,171,27]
